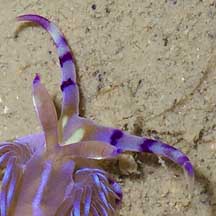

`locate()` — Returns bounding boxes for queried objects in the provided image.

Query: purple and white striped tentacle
[16,14,79,116]
[64,116,194,183]
[111,130,192,168]
[98,128,194,183]
[116,131,191,173]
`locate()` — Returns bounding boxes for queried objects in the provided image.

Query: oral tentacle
[63,115,194,186]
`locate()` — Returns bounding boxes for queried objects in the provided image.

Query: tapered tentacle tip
[16,14,38,21]
[16,15,23,21]
[184,160,194,177]
[183,161,195,193]
[33,73,41,85]
[16,14,31,22]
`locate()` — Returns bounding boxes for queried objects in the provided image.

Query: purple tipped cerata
[0,14,194,215]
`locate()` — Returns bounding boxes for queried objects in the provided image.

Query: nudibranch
[0,14,194,216]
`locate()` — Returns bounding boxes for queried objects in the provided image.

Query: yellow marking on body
[62,116,68,128]
[65,128,85,144]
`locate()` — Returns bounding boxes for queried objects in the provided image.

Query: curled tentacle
[15,133,45,154]
[0,142,32,215]
[0,142,32,167]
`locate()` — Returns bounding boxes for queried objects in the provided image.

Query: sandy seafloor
[0,0,216,215]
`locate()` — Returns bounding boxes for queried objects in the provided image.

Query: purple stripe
[17,14,50,29]
[139,139,156,152]
[110,130,123,146]
[59,52,73,67]
[60,78,75,91]
[177,155,189,166]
